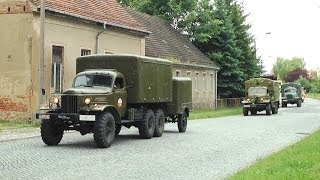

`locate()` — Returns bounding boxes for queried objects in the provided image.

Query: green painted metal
[76,54,173,104]
[168,77,192,115]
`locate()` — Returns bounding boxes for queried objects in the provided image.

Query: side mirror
[42,89,46,95]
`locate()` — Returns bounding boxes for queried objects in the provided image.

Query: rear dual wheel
[178,112,187,132]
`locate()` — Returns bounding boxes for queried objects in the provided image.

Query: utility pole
[39,0,45,107]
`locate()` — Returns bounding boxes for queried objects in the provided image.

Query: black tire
[272,103,278,114]
[154,109,165,137]
[282,102,287,108]
[297,99,302,107]
[251,110,257,115]
[178,112,187,132]
[138,109,155,139]
[243,107,248,116]
[93,112,115,148]
[115,124,121,135]
[266,103,271,115]
[41,119,63,146]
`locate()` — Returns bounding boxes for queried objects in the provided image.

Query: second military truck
[242,78,281,116]
[281,82,303,107]
[36,54,192,148]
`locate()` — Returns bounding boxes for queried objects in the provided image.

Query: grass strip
[306,93,320,100]
[189,107,242,120]
[0,120,40,132]
[230,130,320,179]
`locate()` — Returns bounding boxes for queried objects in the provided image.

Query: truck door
[113,76,127,117]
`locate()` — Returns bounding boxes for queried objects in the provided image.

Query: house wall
[172,64,217,109]
[0,9,34,120]
[0,8,146,120]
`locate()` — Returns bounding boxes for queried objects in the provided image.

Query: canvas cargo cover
[245,78,280,101]
[76,54,173,103]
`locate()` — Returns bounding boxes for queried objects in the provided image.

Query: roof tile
[31,0,148,33]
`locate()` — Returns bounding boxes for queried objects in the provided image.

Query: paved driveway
[1,98,320,179]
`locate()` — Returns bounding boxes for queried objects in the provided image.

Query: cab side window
[114,77,124,89]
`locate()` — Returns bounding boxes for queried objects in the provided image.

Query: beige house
[0,0,218,121]
[0,0,148,120]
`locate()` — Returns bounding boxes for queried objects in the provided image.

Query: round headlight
[53,97,59,104]
[84,98,91,105]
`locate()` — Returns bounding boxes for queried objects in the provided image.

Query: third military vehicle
[242,78,281,116]
[36,54,192,148]
[281,82,303,107]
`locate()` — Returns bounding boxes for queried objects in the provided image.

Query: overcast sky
[243,0,320,73]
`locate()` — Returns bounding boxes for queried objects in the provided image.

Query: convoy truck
[242,78,280,116]
[281,82,303,107]
[36,54,192,148]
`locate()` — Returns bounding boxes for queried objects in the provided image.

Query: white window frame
[186,71,191,78]
[203,73,207,92]
[195,72,199,92]
[176,70,181,77]
[51,45,64,93]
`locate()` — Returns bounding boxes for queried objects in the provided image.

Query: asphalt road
[1,98,320,179]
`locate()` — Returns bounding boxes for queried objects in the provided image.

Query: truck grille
[286,94,293,99]
[61,95,78,113]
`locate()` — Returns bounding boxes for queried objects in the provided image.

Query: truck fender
[183,107,190,117]
[102,106,121,124]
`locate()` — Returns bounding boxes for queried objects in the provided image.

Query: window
[203,73,207,91]
[104,51,113,54]
[114,77,124,89]
[187,71,191,78]
[81,49,91,56]
[209,74,213,92]
[195,72,199,92]
[51,45,64,93]
[176,70,180,77]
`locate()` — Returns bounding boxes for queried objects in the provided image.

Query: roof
[30,0,148,34]
[128,9,218,69]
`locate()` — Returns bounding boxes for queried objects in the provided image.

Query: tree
[295,77,312,92]
[117,0,198,29]
[272,57,306,81]
[207,0,243,98]
[284,68,308,82]
[228,1,261,81]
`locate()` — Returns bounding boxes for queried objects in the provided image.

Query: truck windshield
[284,88,297,94]
[74,74,113,88]
[248,87,267,96]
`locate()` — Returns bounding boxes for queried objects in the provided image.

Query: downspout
[96,21,107,54]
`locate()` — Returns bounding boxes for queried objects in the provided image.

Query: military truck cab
[36,54,192,148]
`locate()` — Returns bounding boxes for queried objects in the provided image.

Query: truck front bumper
[282,99,298,104]
[36,113,96,122]
[243,103,267,110]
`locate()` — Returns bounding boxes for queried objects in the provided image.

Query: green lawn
[230,130,320,180]
[189,107,242,120]
[0,120,40,132]
[306,93,320,100]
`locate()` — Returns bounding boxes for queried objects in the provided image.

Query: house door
[51,45,64,93]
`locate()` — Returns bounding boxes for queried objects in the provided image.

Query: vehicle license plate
[80,115,95,121]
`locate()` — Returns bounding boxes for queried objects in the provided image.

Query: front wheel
[93,112,115,148]
[272,103,278,114]
[266,103,272,115]
[41,119,64,146]
[243,107,248,116]
[178,112,187,132]
[297,99,302,107]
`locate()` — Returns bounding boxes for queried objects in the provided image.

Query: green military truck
[281,82,303,107]
[36,54,192,148]
[242,78,280,116]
